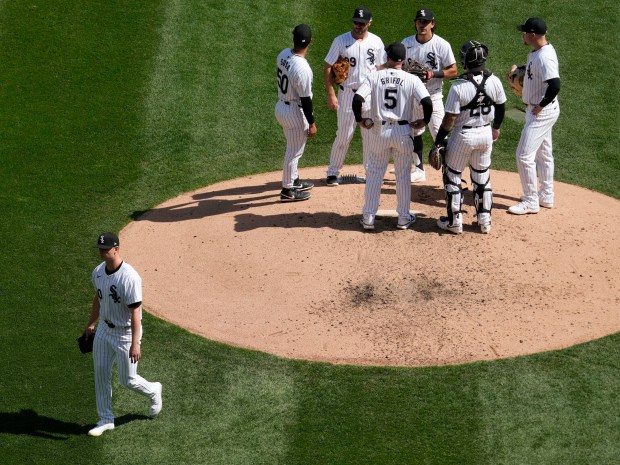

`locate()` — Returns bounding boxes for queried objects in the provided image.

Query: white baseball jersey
[356,68,430,124]
[325,32,386,89]
[445,72,507,128]
[92,261,142,327]
[522,43,559,105]
[356,68,430,222]
[276,48,313,104]
[402,34,455,95]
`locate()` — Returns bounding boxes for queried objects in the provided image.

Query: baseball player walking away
[83,232,162,437]
[353,42,432,230]
[396,9,457,183]
[432,41,506,234]
[324,6,386,186]
[275,24,317,202]
[508,17,560,215]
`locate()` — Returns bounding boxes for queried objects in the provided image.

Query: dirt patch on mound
[122,165,620,366]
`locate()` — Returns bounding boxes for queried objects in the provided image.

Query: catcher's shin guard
[470,166,493,221]
[442,164,463,226]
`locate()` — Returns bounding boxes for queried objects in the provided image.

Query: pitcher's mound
[122,166,620,366]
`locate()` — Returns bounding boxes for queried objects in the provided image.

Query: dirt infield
[122,166,620,367]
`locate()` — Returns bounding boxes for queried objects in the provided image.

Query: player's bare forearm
[129,306,142,363]
[84,294,100,335]
[324,63,339,109]
[441,64,458,80]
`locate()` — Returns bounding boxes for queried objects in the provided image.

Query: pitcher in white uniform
[83,232,162,437]
[508,17,561,215]
[324,6,386,186]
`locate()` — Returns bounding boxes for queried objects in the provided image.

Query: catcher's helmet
[460,40,488,70]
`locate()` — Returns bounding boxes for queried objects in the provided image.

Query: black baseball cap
[96,232,119,249]
[517,17,547,34]
[415,9,435,21]
[293,24,312,46]
[385,42,406,63]
[352,6,372,23]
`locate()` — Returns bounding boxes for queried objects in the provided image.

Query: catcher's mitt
[507,64,526,97]
[428,143,446,170]
[331,56,350,85]
[403,60,432,82]
[77,331,96,354]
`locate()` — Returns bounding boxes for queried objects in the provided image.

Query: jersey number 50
[277,68,289,94]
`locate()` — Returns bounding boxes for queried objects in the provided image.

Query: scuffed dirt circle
[122,166,620,366]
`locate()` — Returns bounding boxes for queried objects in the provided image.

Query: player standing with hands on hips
[83,232,162,437]
[432,41,506,234]
[508,17,560,215]
[275,24,317,202]
[353,42,432,230]
[398,9,457,183]
[324,6,386,186]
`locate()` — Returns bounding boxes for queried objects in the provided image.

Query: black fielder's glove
[77,331,96,354]
[428,143,446,170]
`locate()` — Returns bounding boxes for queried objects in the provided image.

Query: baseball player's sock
[280,188,311,202]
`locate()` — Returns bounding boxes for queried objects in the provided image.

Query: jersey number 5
[277,68,289,94]
[384,88,398,109]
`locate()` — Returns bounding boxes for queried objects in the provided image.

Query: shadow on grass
[0,409,152,440]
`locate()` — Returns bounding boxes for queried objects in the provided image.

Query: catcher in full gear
[431,40,507,234]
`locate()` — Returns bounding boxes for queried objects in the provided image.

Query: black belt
[462,124,490,129]
[283,101,301,107]
[382,120,409,126]
[339,85,358,92]
[104,319,130,329]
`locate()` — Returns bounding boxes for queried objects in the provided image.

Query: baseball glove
[77,331,96,354]
[331,56,350,85]
[403,60,432,82]
[507,64,526,97]
[428,143,446,170]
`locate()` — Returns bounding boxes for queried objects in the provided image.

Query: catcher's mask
[460,40,488,70]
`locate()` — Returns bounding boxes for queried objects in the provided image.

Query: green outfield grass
[1,1,618,464]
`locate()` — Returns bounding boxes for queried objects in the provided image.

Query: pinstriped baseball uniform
[275,47,314,189]
[517,44,560,206]
[92,261,159,424]
[443,72,506,227]
[402,34,455,138]
[356,68,429,221]
[325,32,385,177]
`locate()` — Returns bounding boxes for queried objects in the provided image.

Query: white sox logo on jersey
[527,62,533,80]
[426,52,437,70]
[367,49,376,66]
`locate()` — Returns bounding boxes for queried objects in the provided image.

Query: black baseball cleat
[325,175,339,186]
[280,188,311,202]
[292,178,314,191]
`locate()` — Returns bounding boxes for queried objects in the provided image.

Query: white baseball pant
[363,123,414,221]
[445,126,493,225]
[275,101,308,189]
[93,325,159,424]
[327,88,369,177]
[516,101,560,205]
